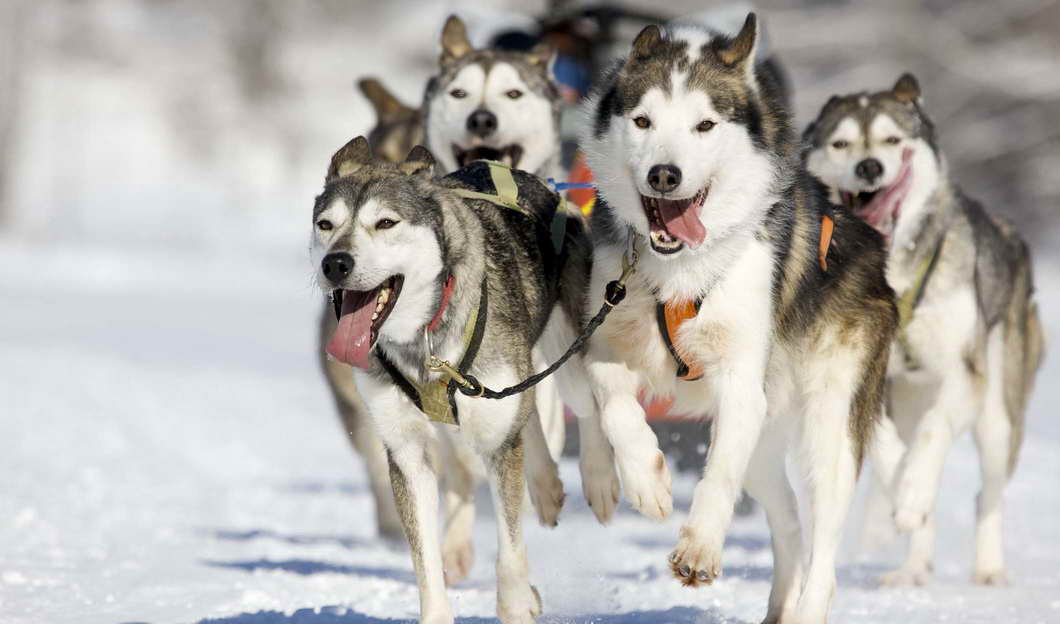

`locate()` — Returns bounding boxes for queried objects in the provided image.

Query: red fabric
[427,274,455,332]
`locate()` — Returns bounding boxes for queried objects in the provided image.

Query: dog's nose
[321,252,354,283]
[466,109,497,138]
[647,164,682,194]
[855,158,884,184]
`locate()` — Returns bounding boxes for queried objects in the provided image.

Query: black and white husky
[579,15,897,622]
[312,138,592,623]
[803,75,1044,587]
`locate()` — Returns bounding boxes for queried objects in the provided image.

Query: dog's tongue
[858,147,915,232]
[658,197,706,247]
[326,288,380,369]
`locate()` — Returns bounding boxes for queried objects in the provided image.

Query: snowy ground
[1,235,1059,624]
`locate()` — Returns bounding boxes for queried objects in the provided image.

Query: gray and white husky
[318,16,607,566]
[579,15,897,622]
[803,74,1044,587]
[424,15,561,179]
[312,137,592,623]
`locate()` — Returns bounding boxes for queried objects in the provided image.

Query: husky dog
[312,136,591,623]
[803,75,1044,587]
[424,16,561,178]
[578,15,897,622]
[358,78,424,164]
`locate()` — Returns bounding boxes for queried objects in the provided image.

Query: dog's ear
[440,15,473,65]
[717,13,758,69]
[358,78,414,122]
[327,136,373,182]
[892,73,921,104]
[630,25,663,60]
[526,41,555,69]
[399,145,435,177]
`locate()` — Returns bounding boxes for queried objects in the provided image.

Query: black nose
[466,109,497,138]
[855,158,884,183]
[321,252,353,283]
[647,164,682,194]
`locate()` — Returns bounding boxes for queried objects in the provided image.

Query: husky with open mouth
[579,15,898,622]
[312,136,599,623]
[423,15,561,179]
[804,75,1044,588]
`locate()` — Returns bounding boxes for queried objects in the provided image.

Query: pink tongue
[326,288,380,369]
[859,147,914,231]
[658,198,706,247]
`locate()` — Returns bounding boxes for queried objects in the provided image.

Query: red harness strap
[819,214,835,272]
[427,274,456,332]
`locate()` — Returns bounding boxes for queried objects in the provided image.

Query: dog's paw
[879,564,932,588]
[580,444,620,525]
[498,583,542,624]
[616,447,672,520]
[442,538,474,586]
[668,525,723,587]
[973,570,1009,586]
[527,466,565,528]
[892,476,933,532]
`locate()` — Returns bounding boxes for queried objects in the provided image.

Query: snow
[1,234,1058,624]
[2,1,1059,623]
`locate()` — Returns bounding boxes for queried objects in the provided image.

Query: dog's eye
[633,115,651,129]
[316,219,333,231]
[450,88,467,99]
[375,218,399,230]
[696,119,716,133]
[831,139,849,149]
[506,89,523,100]
[884,136,901,145]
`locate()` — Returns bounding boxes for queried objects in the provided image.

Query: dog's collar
[427,273,456,332]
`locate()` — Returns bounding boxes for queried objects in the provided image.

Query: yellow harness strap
[896,234,946,365]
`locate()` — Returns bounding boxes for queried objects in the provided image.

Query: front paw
[616,447,672,520]
[973,570,1009,586]
[879,563,933,588]
[893,477,932,532]
[442,538,473,586]
[527,464,565,528]
[580,443,620,525]
[498,583,542,624]
[668,525,723,587]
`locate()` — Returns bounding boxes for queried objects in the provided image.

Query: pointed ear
[440,15,473,64]
[717,13,758,69]
[399,145,435,177]
[327,136,373,182]
[630,24,663,60]
[893,73,921,104]
[358,78,414,122]
[525,41,555,69]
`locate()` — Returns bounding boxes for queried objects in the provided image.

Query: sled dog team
[310,12,1043,624]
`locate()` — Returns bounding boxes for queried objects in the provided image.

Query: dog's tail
[1001,244,1045,477]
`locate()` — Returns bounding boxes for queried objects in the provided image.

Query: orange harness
[658,213,836,380]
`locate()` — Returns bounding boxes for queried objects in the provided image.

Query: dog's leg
[388,428,451,624]
[543,311,620,523]
[972,331,1011,586]
[792,380,860,622]
[486,403,543,623]
[523,399,565,528]
[437,431,480,586]
[670,367,765,586]
[586,351,671,520]
[743,425,802,624]
[892,372,981,532]
[879,514,935,587]
[321,345,403,540]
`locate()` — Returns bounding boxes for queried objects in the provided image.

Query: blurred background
[1,2,1057,623]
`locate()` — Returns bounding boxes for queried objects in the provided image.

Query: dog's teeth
[371,312,378,321]
[379,290,389,303]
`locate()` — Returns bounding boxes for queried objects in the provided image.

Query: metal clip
[423,327,475,391]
